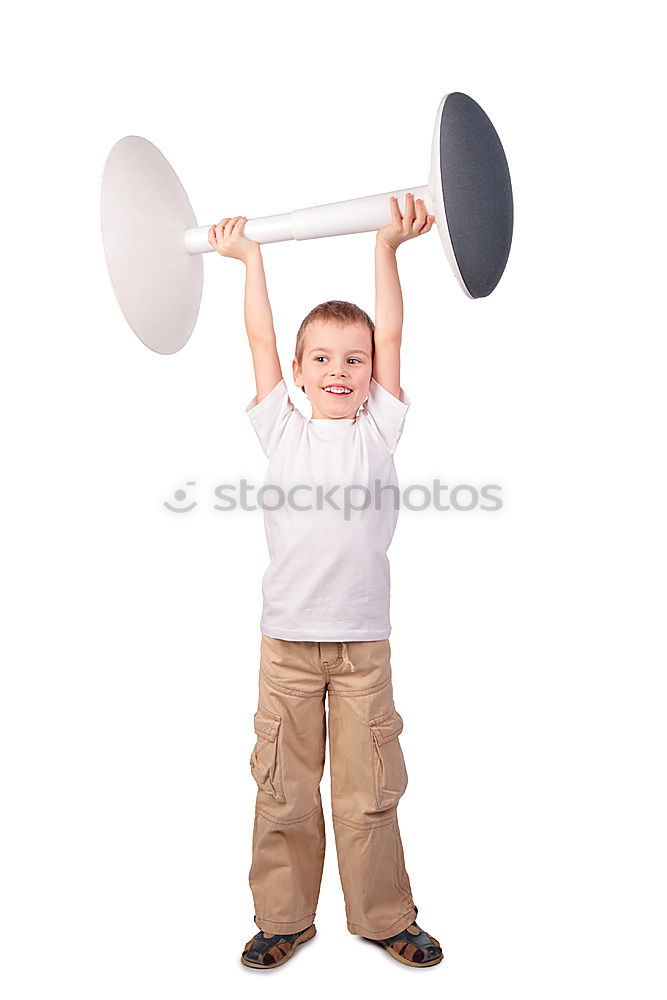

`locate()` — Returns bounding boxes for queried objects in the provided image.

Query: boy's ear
[292,357,302,388]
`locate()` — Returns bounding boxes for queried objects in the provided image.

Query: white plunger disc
[100,136,203,354]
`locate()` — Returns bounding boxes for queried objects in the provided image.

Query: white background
[1,1,665,997]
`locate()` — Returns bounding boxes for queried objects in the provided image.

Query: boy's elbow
[248,329,277,350]
[374,330,402,348]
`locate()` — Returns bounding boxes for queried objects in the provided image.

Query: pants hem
[254,912,316,935]
[347,905,418,940]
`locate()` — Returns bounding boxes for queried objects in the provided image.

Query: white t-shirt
[246,376,410,641]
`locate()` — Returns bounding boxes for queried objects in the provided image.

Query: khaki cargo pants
[248,632,418,940]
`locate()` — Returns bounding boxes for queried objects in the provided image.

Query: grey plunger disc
[436,92,513,298]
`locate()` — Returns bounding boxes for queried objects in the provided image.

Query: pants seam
[347,907,417,936]
[255,803,321,826]
[260,669,324,698]
[322,642,342,668]
[332,811,397,831]
[328,677,392,697]
[392,816,413,905]
[312,811,325,920]
[256,911,316,926]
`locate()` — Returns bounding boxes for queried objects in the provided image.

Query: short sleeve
[361,377,411,455]
[246,378,300,458]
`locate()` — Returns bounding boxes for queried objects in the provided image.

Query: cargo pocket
[249,706,286,803]
[369,708,408,810]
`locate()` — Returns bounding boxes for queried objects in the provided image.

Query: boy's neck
[310,414,356,421]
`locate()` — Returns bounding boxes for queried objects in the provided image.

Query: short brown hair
[295,300,375,393]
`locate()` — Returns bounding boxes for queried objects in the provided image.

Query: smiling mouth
[322,386,352,395]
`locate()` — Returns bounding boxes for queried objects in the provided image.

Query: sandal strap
[243,927,309,966]
[383,922,442,963]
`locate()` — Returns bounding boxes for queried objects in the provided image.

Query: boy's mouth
[322,384,352,395]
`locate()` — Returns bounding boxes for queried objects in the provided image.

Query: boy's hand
[207,216,259,263]
[376,193,435,251]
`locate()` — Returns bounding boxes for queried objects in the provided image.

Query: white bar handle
[184,184,433,254]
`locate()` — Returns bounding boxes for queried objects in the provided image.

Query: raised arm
[374,238,403,399]
[374,193,435,399]
[208,216,283,403]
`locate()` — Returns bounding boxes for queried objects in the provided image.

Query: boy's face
[293,319,373,420]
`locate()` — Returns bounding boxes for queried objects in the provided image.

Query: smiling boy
[208,193,443,969]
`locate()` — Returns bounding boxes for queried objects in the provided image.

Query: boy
[208,193,442,969]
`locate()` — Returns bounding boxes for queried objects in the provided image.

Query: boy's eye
[313,356,361,364]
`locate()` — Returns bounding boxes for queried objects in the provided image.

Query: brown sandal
[241,923,316,969]
[374,921,443,967]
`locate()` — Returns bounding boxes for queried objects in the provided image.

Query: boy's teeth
[324,386,351,394]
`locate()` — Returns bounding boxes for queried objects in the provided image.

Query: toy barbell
[101,91,513,355]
